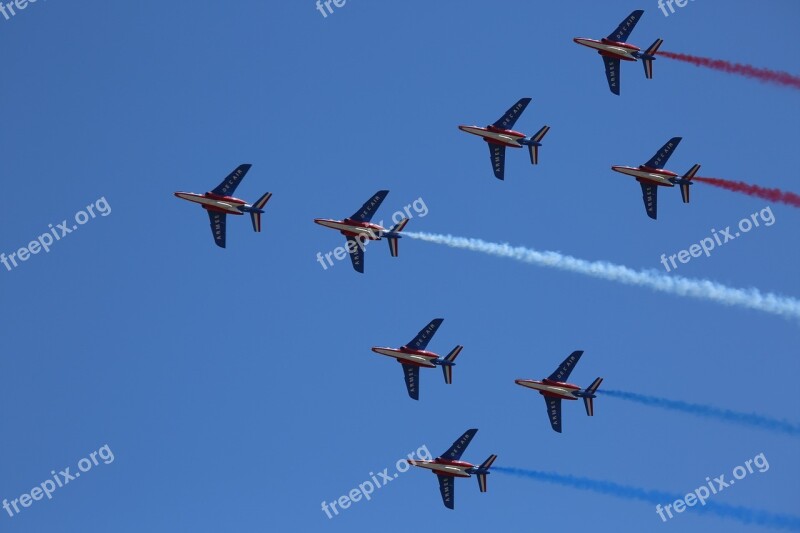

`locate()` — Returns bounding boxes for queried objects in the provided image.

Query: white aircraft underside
[409,461,471,477]
[314,219,384,237]
[372,347,437,367]
[612,166,675,186]
[459,126,523,147]
[516,380,578,399]
[574,38,637,60]
[174,192,245,214]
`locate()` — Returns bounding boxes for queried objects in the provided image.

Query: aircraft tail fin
[528,125,550,165]
[642,38,663,79]
[680,164,700,203]
[583,377,603,416]
[476,454,497,493]
[386,218,409,257]
[441,345,463,384]
[250,192,272,232]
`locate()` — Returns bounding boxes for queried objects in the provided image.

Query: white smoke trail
[404,232,800,320]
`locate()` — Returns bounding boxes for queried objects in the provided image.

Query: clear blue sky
[1,1,798,531]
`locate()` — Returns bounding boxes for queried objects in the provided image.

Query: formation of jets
[175,10,701,251]
[372,319,602,507]
[169,8,711,511]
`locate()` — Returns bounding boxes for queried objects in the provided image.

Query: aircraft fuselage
[573,38,640,61]
[515,378,582,400]
[174,191,249,215]
[458,125,525,148]
[611,165,678,187]
[371,346,439,368]
[409,458,475,478]
[313,218,387,240]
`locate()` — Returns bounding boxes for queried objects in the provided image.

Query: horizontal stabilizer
[442,345,463,385]
[681,164,700,203]
[583,397,595,416]
[386,218,409,257]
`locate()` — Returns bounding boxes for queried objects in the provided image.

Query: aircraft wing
[345,236,365,273]
[607,9,643,42]
[603,57,621,95]
[492,97,531,130]
[640,182,658,219]
[441,428,478,461]
[488,144,506,180]
[401,364,420,400]
[644,137,682,169]
[211,164,251,196]
[547,350,584,382]
[349,190,389,222]
[207,211,227,248]
[406,318,444,350]
[544,396,563,433]
[437,475,455,509]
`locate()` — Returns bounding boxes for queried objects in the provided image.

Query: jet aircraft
[612,137,700,219]
[174,164,271,248]
[458,97,550,180]
[573,10,663,95]
[409,429,497,509]
[515,350,603,433]
[371,318,463,400]
[314,190,409,273]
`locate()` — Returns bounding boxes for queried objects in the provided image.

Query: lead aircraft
[174,164,271,248]
[573,10,663,95]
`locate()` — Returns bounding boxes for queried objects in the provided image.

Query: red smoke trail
[693,177,800,208]
[657,51,800,90]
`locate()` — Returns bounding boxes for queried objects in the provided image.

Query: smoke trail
[693,177,800,208]
[403,232,800,320]
[494,467,800,530]
[600,389,800,437]
[657,51,800,90]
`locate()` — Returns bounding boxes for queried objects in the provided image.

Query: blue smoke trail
[494,467,800,530]
[600,389,800,437]
[403,232,800,320]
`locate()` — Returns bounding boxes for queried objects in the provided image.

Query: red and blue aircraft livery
[611,137,700,219]
[515,350,603,433]
[371,318,463,400]
[408,429,497,509]
[174,164,272,248]
[314,190,409,273]
[458,97,550,180]
[573,10,663,95]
